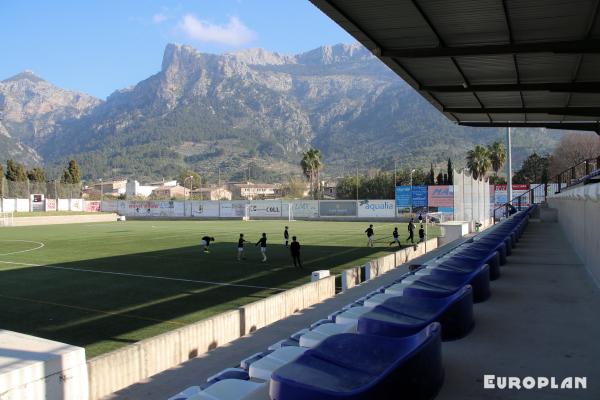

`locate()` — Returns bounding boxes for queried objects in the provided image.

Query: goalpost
[242,204,251,221]
[287,203,295,222]
[0,212,14,227]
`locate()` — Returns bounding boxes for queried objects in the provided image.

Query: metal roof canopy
[310,0,600,134]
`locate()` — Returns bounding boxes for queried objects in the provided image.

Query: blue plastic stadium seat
[358,285,473,340]
[434,252,500,280]
[398,265,491,303]
[270,323,444,400]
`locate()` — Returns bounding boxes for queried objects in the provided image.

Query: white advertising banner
[191,201,220,217]
[220,201,247,217]
[173,201,184,217]
[249,200,282,217]
[290,200,319,218]
[58,199,70,211]
[1,199,16,213]
[125,201,176,216]
[70,199,83,212]
[357,199,395,218]
[101,201,118,212]
[16,198,29,212]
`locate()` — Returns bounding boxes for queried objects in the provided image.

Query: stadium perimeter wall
[548,183,600,287]
[86,239,439,399]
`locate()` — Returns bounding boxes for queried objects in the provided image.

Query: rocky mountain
[1,45,565,181]
[0,70,100,164]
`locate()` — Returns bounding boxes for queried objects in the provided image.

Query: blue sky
[0,1,354,99]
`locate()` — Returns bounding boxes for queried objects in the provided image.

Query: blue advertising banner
[395,186,411,208]
[395,186,428,209]
[412,185,428,207]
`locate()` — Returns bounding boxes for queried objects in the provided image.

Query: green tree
[300,148,323,199]
[178,170,201,189]
[487,141,507,177]
[61,160,81,184]
[466,145,491,180]
[513,153,549,184]
[27,167,46,182]
[427,163,435,185]
[447,158,453,185]
[5,160,27,182]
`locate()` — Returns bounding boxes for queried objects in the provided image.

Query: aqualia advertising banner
[290,200,319,218]
[357,199,395,217]
[494,184,530,206]
[249,200,282,217]
[191,201,220,217]
[220,201,247,217]
[428,186,454,212]
[319,200,358,217]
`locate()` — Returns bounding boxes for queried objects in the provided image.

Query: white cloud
[178,15,257,46]
[153,13,167,23]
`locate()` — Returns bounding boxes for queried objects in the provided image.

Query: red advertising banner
[45,199,57,211]
[428,185,454,208]
[84,201,101,212]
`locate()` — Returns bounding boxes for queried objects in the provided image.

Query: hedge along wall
[341,238,439,291]
[87,277,335,400]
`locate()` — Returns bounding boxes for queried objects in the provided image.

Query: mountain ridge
[1,43,565,181]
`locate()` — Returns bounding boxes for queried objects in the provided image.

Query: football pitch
[0,219,439,358]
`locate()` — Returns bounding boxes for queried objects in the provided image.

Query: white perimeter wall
[548,183,600,286]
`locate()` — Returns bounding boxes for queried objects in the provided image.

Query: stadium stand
[167,206,536,400]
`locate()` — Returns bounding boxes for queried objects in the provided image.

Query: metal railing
[493,156,600,223]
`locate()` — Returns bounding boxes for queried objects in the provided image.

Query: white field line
[0,240,45,256]
[0,260,286,292]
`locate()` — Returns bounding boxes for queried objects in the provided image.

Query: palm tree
[466,145,491,180]
[487,141,506,177]
[300,148,323,199]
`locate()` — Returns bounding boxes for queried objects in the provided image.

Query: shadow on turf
[0,242,407,355]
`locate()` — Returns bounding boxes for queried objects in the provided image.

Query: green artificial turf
[0,219,439,358]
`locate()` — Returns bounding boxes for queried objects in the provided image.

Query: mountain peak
[226,48,295,65]
[297,43,371,65]
[3,70,46,83]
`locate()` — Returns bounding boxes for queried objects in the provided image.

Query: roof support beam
[422,82,600,93]
[381,39,600,58]
[445,107,600,117]
[459,121,600,134]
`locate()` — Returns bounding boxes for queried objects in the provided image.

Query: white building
[126,180,159,198]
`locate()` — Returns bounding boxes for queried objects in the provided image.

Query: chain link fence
[0,178,82,199]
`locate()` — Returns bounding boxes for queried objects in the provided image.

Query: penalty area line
[0,260,286,292]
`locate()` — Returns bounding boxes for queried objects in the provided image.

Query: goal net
[0,212,14,227]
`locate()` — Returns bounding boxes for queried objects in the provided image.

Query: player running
[201,236,215,253]
[284,226,290,247]
[237,233,247,260]
[389,227,400,247]
[256,233,268,262]
[365,224,374,247]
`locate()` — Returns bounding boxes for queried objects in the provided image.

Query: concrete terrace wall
[548,183,600,286]
[341,238,438,291]
[11,213,117,226]
[86,277,335,400]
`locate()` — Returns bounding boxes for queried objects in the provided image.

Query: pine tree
[447,158,454,185]
[5,160,27,182]
[27,167,46,182]
[428,163,435,185]
[61,160,81,184]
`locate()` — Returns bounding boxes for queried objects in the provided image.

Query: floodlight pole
[100,178,103,202]
[394,160,397,218]
[356,167,359,201]
[410,169,415,215]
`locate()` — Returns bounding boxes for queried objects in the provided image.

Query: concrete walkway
[437,221,600,399]
[110,221,600,399]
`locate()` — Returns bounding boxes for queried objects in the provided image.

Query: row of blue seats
[169,205,536,400]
